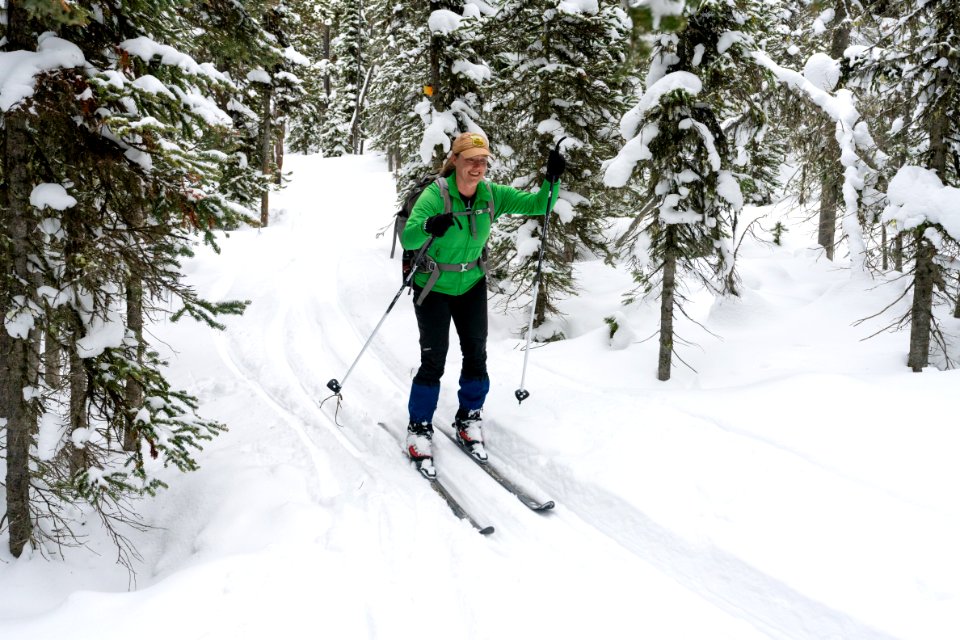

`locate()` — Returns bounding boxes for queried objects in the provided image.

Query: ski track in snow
[193,153,916,640]
[7,154,948,639]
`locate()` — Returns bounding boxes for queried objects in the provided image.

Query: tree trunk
[68,341,89,475]
[322,24,331,98]
[881,223,888,271]
[817,4,851,261]
[658,228,677,381]
[1,4,39,556]
[894,232,904,271]
[44,323,62,389]
[818,166,839,260]
[274,121,285,185]
[124,266,144,452]
[429,1,442,108]
[259,83,273,227]
[907,232,935,372]
[954,275,960,319]
[906,53,951,368]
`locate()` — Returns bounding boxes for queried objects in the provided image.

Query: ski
[378,423,494,535]
[437,425,556,512]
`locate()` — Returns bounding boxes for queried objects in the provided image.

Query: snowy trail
[193,153,928,639]
[197,155,782,637]
[6,152,954,640]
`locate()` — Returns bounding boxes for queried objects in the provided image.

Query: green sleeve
[401,183,442,250]
[490,179,560,219]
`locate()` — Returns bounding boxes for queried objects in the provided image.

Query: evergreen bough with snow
[1,1,254,562]
[605,0,776,380]
[485,0,632,335]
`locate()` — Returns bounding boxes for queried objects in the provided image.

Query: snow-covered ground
[1,153,958,640]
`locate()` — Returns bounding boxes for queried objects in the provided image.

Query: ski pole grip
[326,379,342,394]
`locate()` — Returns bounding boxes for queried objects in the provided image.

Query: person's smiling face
[453,154,488,197]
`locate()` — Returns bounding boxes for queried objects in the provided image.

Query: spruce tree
[485,0,632,334]
[605,0,776,380]
[854,0,960,370]
[365,0,431,172]
[1,0,251,560]
[287,0,335,154]
[770,0,858,261]
[315,0,373,157]
[367,2,493,197]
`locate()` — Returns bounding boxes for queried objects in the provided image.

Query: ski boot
[453,408,488,463]
[406,421,436,479]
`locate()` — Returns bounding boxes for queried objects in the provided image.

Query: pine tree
[854,0,960,370]
[485,0,632,335]
[367,1,493,198]
[365,1,426,172]
[315,0,373,156]
[1,0,251,560]
[287,0,335,154]
[770,0,859,261]
[605,0,777,380]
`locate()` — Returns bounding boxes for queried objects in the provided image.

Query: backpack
[391,174,452,283]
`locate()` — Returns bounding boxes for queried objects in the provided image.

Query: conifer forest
[0,0,957,611]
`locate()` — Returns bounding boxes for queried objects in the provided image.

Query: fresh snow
[131,74,176,98]
[451,59,491,84]
[120,36,228,82]
[1,153,958,640]
[803,52,842,92]
[29,183,77,211]
[635,71,702,119]
[246,68,271,84]
[884,166,960,242]
[428,9,462,35]
[0,34,85,111]
[557,0,600,15]
[604,70,704,189]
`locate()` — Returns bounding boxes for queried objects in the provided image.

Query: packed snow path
[1,153,956,640]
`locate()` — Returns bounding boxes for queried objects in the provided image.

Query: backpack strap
[391,176,450,259]
[435,176,452,214]
[390,213,402,259]
[485,180,495,222]
[451,180,496,240]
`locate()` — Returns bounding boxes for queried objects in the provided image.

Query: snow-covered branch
[750,49,872,270]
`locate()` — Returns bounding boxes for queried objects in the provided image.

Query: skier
[402,131,565,474]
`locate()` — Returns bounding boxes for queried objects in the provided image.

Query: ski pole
[515,138,565,405]
[326,237,434,396]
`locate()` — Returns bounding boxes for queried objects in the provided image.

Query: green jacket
[401,173,560,296]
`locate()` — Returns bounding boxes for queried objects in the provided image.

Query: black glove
[423,212,454,237]
[546,148,566,182]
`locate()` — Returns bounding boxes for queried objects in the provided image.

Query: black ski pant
[408,278,489,423]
